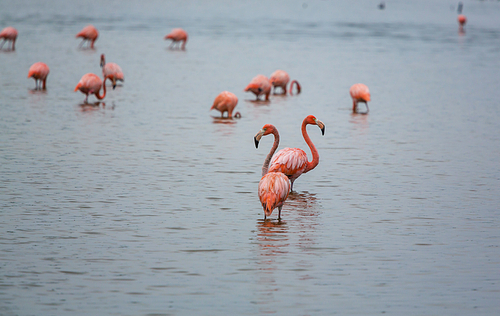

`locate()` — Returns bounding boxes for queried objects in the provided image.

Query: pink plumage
[244,75,272,101]
[0,26,18,50]
[349,83,371,113]
[164,28,188,49]
[100,54,124,89]
[76,25,99,49]
[27,62,50,90]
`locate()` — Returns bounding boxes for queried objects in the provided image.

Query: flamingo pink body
[350,83,371,113]
[270,70,301,95]
[268,115,325,192]
[211,91,240,118]
[74,73,110,103]
[0,26,18,50]
[458,14,467,33]
[244,75,272,101]
[76,25,99,49]
[254,124,291,219]
[100,54,124,89]
[164,28,188,49]
[27,62,50,90]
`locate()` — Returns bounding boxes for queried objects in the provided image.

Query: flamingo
[254,124,291,220]
[74,73,112,103]
[0,27,18,51]
[267,115,325,192]
[458,14,467,33]
[350,83,371,113]
[244,75,272,101]
[27,62,50,90]
[211,91,241,118]
[269,70,301,95]
[76,25,99,49]
[100,54,124,89]
[164,28,188,50]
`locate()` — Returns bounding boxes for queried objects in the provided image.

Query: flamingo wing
[258,172,290,216]
[268,147,308,177]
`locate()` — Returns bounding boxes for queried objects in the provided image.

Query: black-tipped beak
[321,126,325,135]
[254,137,260,148]
[113,84,116,90]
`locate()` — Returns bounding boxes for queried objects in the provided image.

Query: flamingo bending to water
[100,54,124,89]
[269,70,301,95]
[350,83,371,113]
[267,115,325,192]
[76,25,99,49]
[74,73,111,103]
[211,91,240,118]
[164,28,188,50]
[244,75,271,101]
[0,27,18,50]
[458,14,467,33]
[28,62,50,90]
[254,124,291,220]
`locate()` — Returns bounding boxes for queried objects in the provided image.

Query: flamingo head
[244,83,262,94]
[305,115,325,135]
[100,54,105,68]
[254,124,276,148]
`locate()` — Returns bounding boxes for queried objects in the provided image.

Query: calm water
[1,0,500,315]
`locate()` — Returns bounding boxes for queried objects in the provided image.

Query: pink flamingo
[76,25,99,49]
[350,83,371,113]
[27,62,50,90]
[254,124,291,220]
[74,73,112,103]
[164,28,188,50]
[458,14,467,33]
[0,27,18,51]
[244,75,272,101]
[269,70,301,95]
[268,115,325,192]
[100,54,124,89]
[211,91,241,118]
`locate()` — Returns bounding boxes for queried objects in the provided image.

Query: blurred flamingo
[100,54,124,89]
[74,73,112,103]
[27,62,50,90]
[269,70,301,95]
[268,115,325,192]
[164,28,188,50]
[350,83,371,113]
[211,91,241,118]
[76,25,99,49]
[244,75,271,101]
[458,14,467,33]
[254,124,291,220]
[0,27,18,51]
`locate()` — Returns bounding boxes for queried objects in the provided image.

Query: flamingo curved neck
[95,75,111,100]
[302,121,319,173]
[262,130,280,176]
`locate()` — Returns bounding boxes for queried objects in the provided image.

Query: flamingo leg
[365,102,369,113]
[0,39,5,50]
[278,206,282,221]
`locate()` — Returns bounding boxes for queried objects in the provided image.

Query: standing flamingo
[164,28,188,50]
[244,75,272,101]
[74,73,111,103]
[254,124,291,220]
[269,70,301,95]
[0,27,18,51]
[27,62,50,90]
[458,14,467,33]
[350,83,371,113]
[76,25,99,49]
[267,115,325,192]
[100,54,124,89]
[210,91,241,118]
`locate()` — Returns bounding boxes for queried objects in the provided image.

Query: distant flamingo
[0,27,18,51]
[211,91,241,118]
[76,25,99,49]
[269,70,301,95]
[74,73,111,103]
[164,28,188,50]
[268,115,325,192]
[350,83,371,113]
[254,124,291,220]
[27,62,50,90]
[244,75,272,101]
[458,14,467,33]
[100,54,124,89]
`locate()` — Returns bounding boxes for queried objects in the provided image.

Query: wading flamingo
[244,75,272,101]
[268,115,325,192]
[74,73,111,103]
[458,14,467,33]
[27,62,50,90]
[100,54,124,89]
[164,28,188,50]
[269,70,301,95]
[211,91,241,118]
[76,25,99,49]
[254,124,291,220]
[0,27,18,51]
[350,83,371,113]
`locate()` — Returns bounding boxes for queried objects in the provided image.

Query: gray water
[1,0,500,315]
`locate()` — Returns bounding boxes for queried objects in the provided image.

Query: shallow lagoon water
[1,0,500,315]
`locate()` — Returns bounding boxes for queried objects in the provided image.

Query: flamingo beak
[315,119,325,135]
[254,129,265,148]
